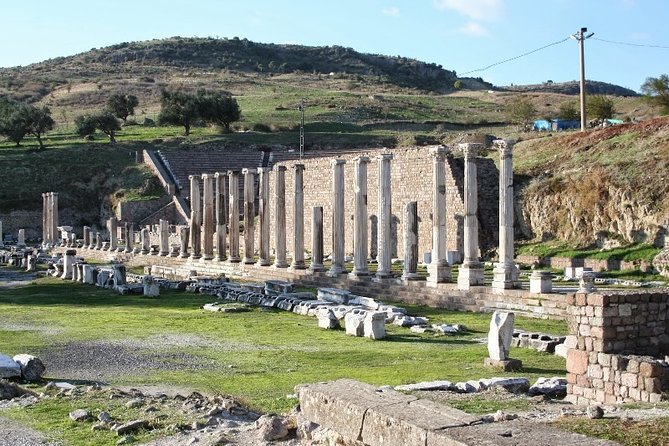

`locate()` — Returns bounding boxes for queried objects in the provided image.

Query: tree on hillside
[107,94,139,123]
[506,96,535,129]
[0,99,54,149]
[557,101,580,121]
[197,90,241,132]
[587,95,615,121]
[75,112,122,143]
[158,90,200,135]
[641,74,669,115]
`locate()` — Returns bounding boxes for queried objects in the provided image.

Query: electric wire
[592,37,669,49]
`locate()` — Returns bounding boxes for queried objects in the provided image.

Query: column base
[309,264,326,273]
[457,262,485,290]
[484,357,522,372]
[290,261,306,270]
[375,270,394,279]
[228,256,241,263]
[491,263,521,291]
[215,256,228,262]
[349,269,370,279]
[401,272,421,281]
[426,263,451,284]
[273,261,289,268]
[159,252,169,257]
[179,252,189,259]
[242,257,255,264]
[190,254,202,261]
[257,259,272,267]
[202,254,214,261]
[327,265,346,277]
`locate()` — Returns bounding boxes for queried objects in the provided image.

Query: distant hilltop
[499,80,639,97]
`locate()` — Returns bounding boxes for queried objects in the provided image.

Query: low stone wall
[565,290,669,405]
[516,255,653,272]
[57,246,567,319]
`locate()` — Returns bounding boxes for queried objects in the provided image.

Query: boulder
[528,377,567,398]
[0,354,21,379]
[12,354,45,381]
[69,409,92,422]
[255,414,289,441]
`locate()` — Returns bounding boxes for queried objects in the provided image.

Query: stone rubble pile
[511,330,566,354]
[394,376,567,397]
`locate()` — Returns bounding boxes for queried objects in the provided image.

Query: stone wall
[516,255,653,273]
[269,146,499,261]
[116,196,172,224]
[565,290,669,405]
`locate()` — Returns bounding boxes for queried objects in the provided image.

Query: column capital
[227,169,239,177]
[241,168,254,175]
[494,139,515,157]
[274,165,287,172]
[214,171,225,179]
[257,167,271,174]
[459,143,483,160]
[189,175,199,181]
[331,159,346,166]
[201,173,214,180]
[377,153,394,161]
[430,145,449,161]
[353,156,370,164]
[293,163,305,171]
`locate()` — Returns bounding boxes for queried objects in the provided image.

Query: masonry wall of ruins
[268,146,499,261]
[566,290,669,405]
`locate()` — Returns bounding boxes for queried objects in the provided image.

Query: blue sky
[1,0,667,92]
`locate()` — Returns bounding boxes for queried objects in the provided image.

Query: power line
[459,37,570,75]
[592,37,669,49]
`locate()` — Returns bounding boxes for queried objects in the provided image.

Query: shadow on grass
[385,334,481,346]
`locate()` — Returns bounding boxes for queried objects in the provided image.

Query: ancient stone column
[189,210,201,259]
[257,167,271,266]
[215,172,228,262]
[95,232,101,250]
[228,170,241,262]
[457,143,485,290]
[242,168,255,264]
[108,217,117,251]
[0,220,4,248]
[427,146,451,284]
[42,193,48,244]
[291,164,306,270]
[141,227,150,254]
[402,201,420,281]
[83,226,91,249]
[125,223,134,253]
[350,156,370,277]
[159,219,170,256]
[376,154,394,278]
[310,206,326,272]
[201,173,215,260]
[179,226,190,258]
[189,175,202,257]
[61,249,76,280]
[273,166,288,268]
[328,159,347,276]
[51,192,59,247]
[492,139,520,290]
[17,229,26,248]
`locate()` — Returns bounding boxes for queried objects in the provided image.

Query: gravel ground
[0,416,60,446]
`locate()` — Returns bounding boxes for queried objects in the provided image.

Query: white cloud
[433,0,504,21]
[457,21,489,37]
[382,6,400,16]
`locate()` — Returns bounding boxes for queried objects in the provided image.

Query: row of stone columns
[42,192,59,246]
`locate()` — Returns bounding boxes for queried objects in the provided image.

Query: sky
[0,0,667,92]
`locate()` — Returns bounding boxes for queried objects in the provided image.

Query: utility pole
[298,99,305,160]
[571,27,594,132]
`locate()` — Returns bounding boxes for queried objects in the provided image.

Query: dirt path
[0,415,59,446]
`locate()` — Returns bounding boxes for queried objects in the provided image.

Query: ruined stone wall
[269,147,499,261]
[566,290,669,405]
[116,196,172,224]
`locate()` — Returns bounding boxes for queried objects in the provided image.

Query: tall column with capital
[310,206,326,272]
[201,173,215,260]
[189,175,202,259]
[350,156,370,277]
[402,201,420,281]
[328,159,347,276]
[492,139,520,290]
[42,193,48,244]
[273,166,288,268]
[214,172,228,261]
[257,167,271,266]
[242,168,255,264]
[376,154,394,278]
[228,170,241,262]
[291,164,306,269]
[457,143,485,289]
[427,146,452,284]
